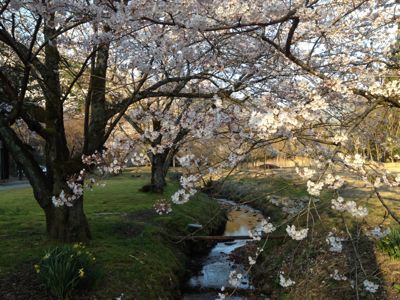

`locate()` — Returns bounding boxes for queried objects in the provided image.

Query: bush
[34,243,99,299]
[378,228,400,259]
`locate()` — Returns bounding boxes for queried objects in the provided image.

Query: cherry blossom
[331,197,368,218]
[330,269,347,281]
[369,226,391,239]
[363,280,379,293]
[228,270,243,287]
[326,232,346,253]
[279,272,296,288]
[286,225,309,241]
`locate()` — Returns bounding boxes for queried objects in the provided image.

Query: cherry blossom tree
[0,0,255,241]
[123,97,204,192]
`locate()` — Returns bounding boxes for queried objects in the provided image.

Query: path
[0,181,31,191]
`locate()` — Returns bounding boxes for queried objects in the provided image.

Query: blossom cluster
[306,180,324,196]
[286,225,309,241]
[171,189,196,205]
[369,226,390,239]
[363,279,379,293]
[52,172,85,207]
[268,196,308,215]
[279,272,295,288]
[153,199,172,215]
[326,232,346,253]
[331,197,368,218]
[177,155,196,168]
[228,270,243,287]
[0,102,13,114]
[330,269,347,281]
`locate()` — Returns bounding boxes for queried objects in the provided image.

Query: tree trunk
[150,153,168,193]
[85,42,110,154]
[0,140,9,180]
[44,195,91,242]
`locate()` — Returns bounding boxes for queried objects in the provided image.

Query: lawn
[0,171,225,299]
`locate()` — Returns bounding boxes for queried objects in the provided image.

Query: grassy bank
[207,168,400,299]
[0,171,225,299]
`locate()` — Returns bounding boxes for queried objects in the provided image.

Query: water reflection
[225,209,264,236]
[184,200,264,299]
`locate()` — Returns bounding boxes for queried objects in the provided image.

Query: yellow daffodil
[34,264,40,273]
[78,268,85,278]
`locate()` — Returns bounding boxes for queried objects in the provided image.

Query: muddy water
[183,199,265,299]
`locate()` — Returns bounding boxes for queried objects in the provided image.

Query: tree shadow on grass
[0,262,53,300]
[340,227,388,300]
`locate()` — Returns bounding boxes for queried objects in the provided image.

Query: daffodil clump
[34,243,99,300]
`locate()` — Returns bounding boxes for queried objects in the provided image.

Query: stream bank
[199,180,290,299]
[201,176,390,300]
[183,199,267,299]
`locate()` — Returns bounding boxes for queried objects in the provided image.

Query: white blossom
[345,201,368,218]
[326,232,345,253]
[0,102,13,113]
[331,197,347,212]
[180,175,199,190]
[296,167,316,179]
[279,272,295,288]
[248,229,262,241]
[286,225,308,241]
[307,180,324,196]
[177,155,195,168]
[330,269,347,281]
[153,199,172,215]
[331,197,368,218]
[363,280,379,293]
[260,219,276,234]
[248,256,256,265]
[171,189,192,205]
[216,293,226,300]
[228,270,243,287]
[369,226,390,239]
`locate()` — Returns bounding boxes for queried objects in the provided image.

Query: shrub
[378,228,400,259]
[34,243,99,299]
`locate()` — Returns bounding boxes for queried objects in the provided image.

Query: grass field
[0,171,225,299]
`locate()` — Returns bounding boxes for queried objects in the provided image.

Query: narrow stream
[183,199,265,299]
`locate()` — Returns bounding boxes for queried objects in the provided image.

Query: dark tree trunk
[85,41,110,154]
[150,153,168,193]
[0,140,9,180]
[44,195,91,242]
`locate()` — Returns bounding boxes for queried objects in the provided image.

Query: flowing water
[183,199,265,299]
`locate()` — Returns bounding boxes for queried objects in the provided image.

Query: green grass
[378,227,400,259]
[0,171,225,299]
